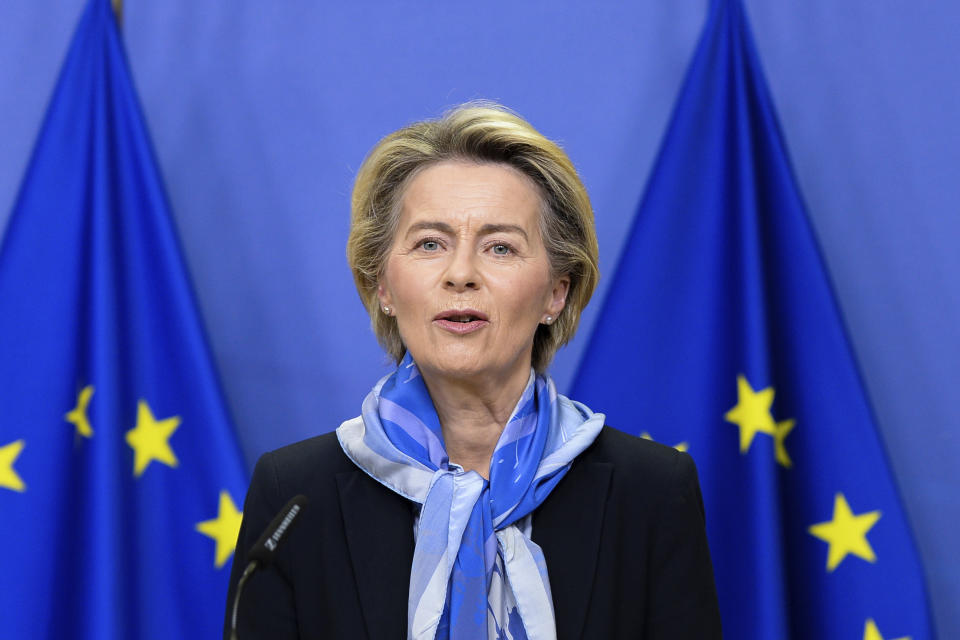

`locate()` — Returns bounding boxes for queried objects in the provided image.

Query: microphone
[229,495,309,640]
[248,494,309,566]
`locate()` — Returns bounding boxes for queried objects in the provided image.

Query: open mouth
[434,309,489,333]
[434,309,488,322]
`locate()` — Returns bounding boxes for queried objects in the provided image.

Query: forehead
[398,161,543,230]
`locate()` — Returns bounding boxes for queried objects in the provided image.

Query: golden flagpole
[111,0,123,27]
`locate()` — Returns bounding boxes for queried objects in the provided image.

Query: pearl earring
[544,315,553,324]
[382,306,391,316]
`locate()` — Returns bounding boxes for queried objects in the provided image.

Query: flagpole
[111,0,123,27]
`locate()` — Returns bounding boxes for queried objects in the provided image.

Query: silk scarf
[337,353,605,640]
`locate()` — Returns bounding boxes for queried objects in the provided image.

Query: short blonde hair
[347,102,599,372]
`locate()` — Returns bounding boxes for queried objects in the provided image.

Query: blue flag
[570,1,935,638]
[0,1,248,638]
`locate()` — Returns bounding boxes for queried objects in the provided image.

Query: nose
[443,244,480,292]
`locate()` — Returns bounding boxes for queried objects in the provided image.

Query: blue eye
[492,244,511,256]
[421,240,440,251]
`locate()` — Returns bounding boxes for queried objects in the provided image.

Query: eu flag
[0,1,248,637]
[571,1,935,638]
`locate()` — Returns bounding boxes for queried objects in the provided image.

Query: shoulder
[576,426,704,516]
[248,429,358,500]
[263,429,355,471]
[581,426,697,482]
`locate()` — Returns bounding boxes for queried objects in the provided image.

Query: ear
[546,275,570,317]
[376,281,393,310]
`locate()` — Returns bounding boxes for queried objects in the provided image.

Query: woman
[225,103,722,639]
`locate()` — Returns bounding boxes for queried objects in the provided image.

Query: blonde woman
[225,103,721,640]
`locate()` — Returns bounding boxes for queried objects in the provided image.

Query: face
[377,161,569,386]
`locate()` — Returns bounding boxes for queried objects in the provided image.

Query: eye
[417,239,441,252]
[491,243,512,256]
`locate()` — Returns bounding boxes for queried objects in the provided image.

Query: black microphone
[248,494,308,566]
[230,495,308,640]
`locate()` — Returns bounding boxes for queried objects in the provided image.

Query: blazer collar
[532,458,613,640]
[336,469,414,640]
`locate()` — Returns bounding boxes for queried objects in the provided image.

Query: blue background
[1,1,956,635]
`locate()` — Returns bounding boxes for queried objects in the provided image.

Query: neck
[419,364,533,479]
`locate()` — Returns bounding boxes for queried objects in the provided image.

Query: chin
[417,350,530,385]
[421,357,490,381]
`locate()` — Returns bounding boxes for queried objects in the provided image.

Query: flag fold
[0,1,248,637]
[571,1,935,638]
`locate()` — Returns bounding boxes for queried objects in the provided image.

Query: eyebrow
[404,221,528,241]
[479,223,528,241]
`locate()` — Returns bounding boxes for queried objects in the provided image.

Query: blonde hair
[347,102,599,372]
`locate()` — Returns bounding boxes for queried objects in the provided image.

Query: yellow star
[0,440,26,492]
[863,618,911,640]
[65,385,95,438]
[196,490,243,568]
[724,375,776,453]
[640,431,689,453]
[125,400,180,477]
[808,493,881,572]
[773,419,795,468]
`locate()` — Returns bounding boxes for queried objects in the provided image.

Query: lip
[433,309,489,335]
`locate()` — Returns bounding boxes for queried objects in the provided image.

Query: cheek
[381,260,417,306]
[391,278,432,312]
[496,271,554,320]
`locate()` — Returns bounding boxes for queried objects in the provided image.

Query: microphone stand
[229,561,258,640]
[229,495,307,639]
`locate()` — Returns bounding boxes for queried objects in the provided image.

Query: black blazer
[224,426,722,639]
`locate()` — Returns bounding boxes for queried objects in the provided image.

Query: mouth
[433,309,489,334]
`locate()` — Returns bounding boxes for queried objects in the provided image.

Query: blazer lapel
[336,470,415,639]
[532,459,613,640]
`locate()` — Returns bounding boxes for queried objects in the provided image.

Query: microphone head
[248,494,308,566]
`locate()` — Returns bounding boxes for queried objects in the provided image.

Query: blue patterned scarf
[337,354,604,640]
